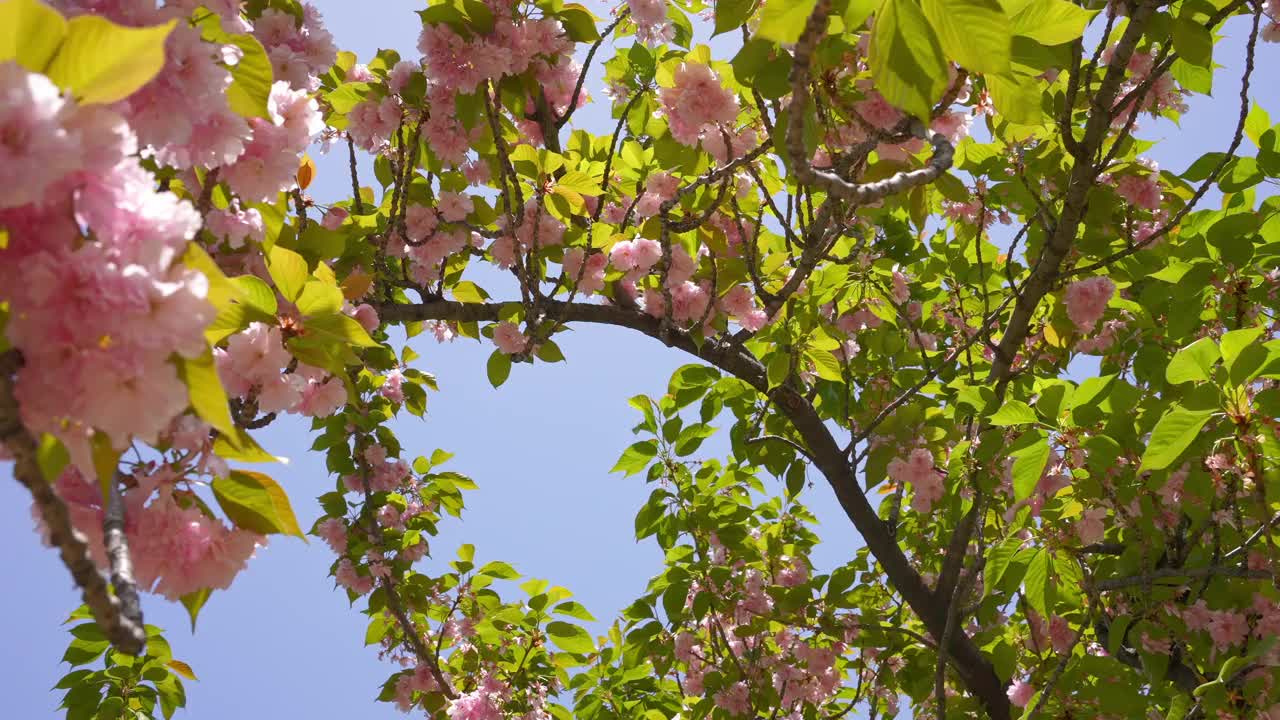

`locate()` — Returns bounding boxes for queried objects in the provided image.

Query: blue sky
[1,2,1274,717]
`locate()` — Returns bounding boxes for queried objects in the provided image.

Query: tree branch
[0,350,147,655]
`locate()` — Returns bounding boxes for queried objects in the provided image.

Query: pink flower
[347,303,380,332]
[206,203,265,248]
[315,517,348,554]
[887,448,944,513]
[0,63,80,208]
[493,321,528,354]
[129,492,265,601]
[321,206,348,229]
[1182,599,1214,631]
[1064,276,1115,333]
[381,369,406,403]
[1007,679,1034,708]
[447,689,503,720]
[1114,173,1162,211]
[854,91,903,131]
[438,191,473,222]
[628,0,673,45]
[1208,610,1249,650]
[562,248,607,295]
[659,63,738,146]
[1048,615,1073,654]
[1076,507,1107,545]
[713,681,751,716]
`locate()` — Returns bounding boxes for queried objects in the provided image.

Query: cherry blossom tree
[2,0,1280,718]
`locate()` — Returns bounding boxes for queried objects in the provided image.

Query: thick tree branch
[378,299,1012,720]
[0,351,147,655]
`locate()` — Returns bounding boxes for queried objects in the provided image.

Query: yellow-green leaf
[302,312,379,348]
[45,15,176,104]
[176,349,236,439]
[212,470,305,538]
[870,0,949,121]
[1010,0,1095,45]
[922,0,1011,75]
[229,274,278,322]
[37,433,70,483]
[986,72,1042,124]
[756,0,818,44]
[0,0,68,72]
[267,245,309,303]
[295,280,344,317]
[212,427,277,463]
[196,15,273,119]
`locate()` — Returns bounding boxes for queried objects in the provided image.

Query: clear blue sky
[1,2,1273,717]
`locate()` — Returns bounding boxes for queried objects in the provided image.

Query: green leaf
[0,0,67,72]
[212,426,277,463]
[755,0,817,44]
[1011,430,1051,501]
[555,170,602,196]
[176,350,236,439]
[558,3,600,42]
[1244,102,1270,148]
[478,560,521,580]
[1010,0,1094,45]
[983,535,1022,596]
[295,280,344,317]
[452,280,489,304]
[1022,549,1051,617]
[1165,337,1220,384]
[487,350,512,388]
[303,312,380,347]
[553,601,596,622]
[45,14,176,104]
[714,0,759,36]
[180,589,211,631]
[921,0,1011,75]
[37,434,70,483]
[870,0,949,121]
[1171,17,1212,69]
[986,72,1042,124]
[1138,405,1216,472]
[212,470,305,538]
[1165,693,1191,720]
[229,275,278,321]
[612,440,657,476]
[267,245,309,303]
[988,399,1038,426]
[197,18,273,119]
[545,621,595,654]
[1220,327,1263,368]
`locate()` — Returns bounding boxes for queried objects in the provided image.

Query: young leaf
[1010,0,1094,45]
[267,245,309,303]
[176,350,236,439]
[545,621,595,654]
[921,0,1011,75]
[303,312,380,347]
[1138,406,1216,471]
[612,440,657,476]
[870,0,948,121]
[755,0,819,44]
[487,350,512,388]
[1011,430,1051,501]
[0,0,68,72]
[45,15,176,104]
[212,470,306,538]
[1165,337,1220,384]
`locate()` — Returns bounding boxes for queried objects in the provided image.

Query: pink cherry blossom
[438,191,473,222]
[887,448,944,513]
[493,321,529,354]
[1007,679,1034,708]
[1064,276,1115,333]
[660,63,739,147]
